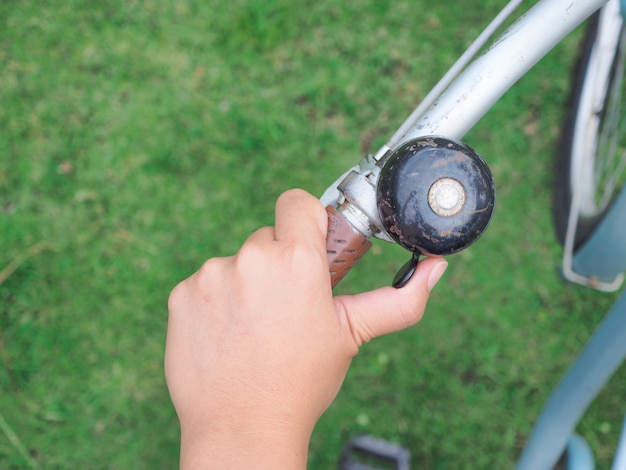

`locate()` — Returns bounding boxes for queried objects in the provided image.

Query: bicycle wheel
[553,5,626,249]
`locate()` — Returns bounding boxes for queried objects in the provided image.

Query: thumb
[334,256,448,348]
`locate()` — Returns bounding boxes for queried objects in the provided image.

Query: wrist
[179,415,311,469]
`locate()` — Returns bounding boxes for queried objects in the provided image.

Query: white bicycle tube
[336,0,609,175]
[395,0,608,145]
[568,0,624,219]
[564,0,626,291]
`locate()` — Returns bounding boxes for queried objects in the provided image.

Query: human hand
[164,189,448,469]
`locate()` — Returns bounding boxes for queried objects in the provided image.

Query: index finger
[274,189,328,247]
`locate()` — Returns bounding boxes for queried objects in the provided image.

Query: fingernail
[427,261,448,292]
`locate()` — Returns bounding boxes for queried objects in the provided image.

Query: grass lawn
[1,0,624,468]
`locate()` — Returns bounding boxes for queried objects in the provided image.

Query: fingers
[335,256,448,347]
[241,190,326,247]
[274,189,328,247]
[242,226,276,246]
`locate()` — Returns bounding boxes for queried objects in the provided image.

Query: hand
[164,189,448,469]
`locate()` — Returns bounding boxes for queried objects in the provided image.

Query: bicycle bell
[376,136,496,286]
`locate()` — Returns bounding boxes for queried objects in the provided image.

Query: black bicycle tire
[553,12,626,249]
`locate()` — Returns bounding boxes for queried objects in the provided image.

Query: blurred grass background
[1,0,625,468]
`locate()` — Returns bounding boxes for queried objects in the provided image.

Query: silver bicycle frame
[382,0,607,147]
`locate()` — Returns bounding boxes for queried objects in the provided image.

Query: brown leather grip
[326,206,372,288]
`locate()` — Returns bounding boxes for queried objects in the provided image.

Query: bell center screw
[428,177,466,217]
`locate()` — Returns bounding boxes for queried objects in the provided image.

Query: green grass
[1,1,624,468]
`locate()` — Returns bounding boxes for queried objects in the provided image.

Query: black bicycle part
[376,136,495,285]
[338,435,410,470]
[392,252,421,288]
